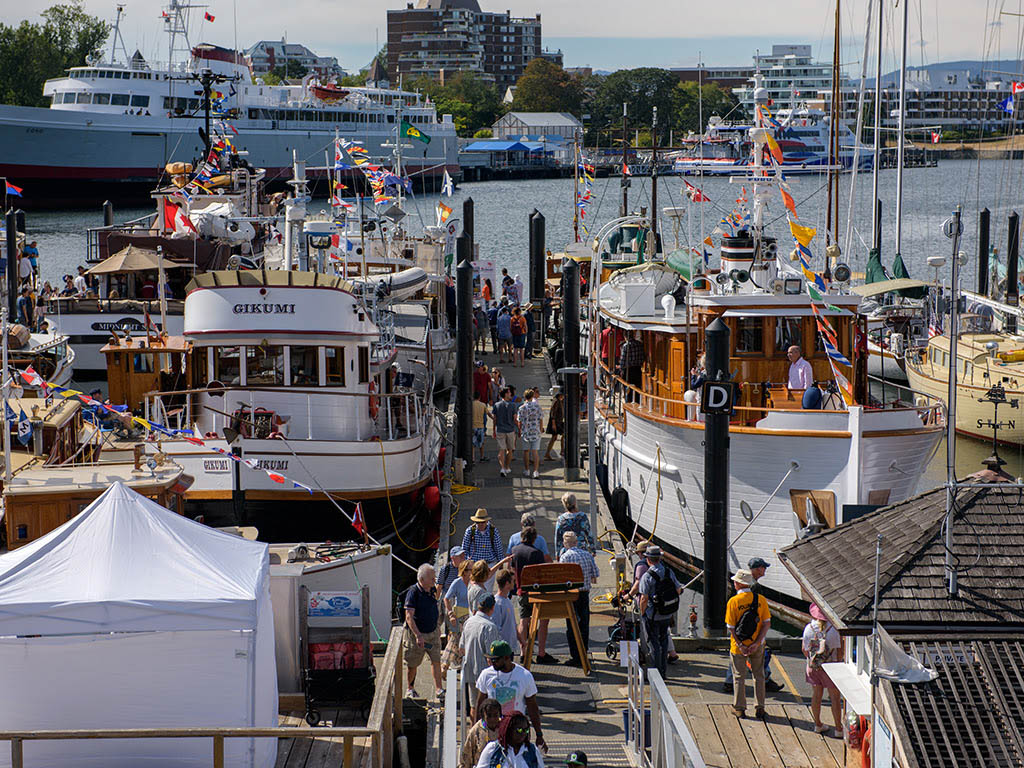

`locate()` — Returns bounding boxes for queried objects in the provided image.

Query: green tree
[405,72,503,137]
[591,68,679,143]
[512,58,583,114]
[672,81,743,134]
[266,61,308,83]
[473,128,493,138]
[0,1,109,107]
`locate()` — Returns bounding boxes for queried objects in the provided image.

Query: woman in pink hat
[802,604,843,737]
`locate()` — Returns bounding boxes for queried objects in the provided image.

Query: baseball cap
[566,751,588,766]
[645,545,662,559]
[487,639,514,658]
[449,546,465,558]
[479,594,496,611]
[748,557,770,570]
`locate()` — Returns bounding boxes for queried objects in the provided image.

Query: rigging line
[629,444,662,544]
[729,463,799,549]
[379,438,438,552]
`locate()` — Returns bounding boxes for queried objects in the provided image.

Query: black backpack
[735,592,761,642]
[650,570,680,615]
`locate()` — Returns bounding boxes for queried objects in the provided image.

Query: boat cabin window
[734,317,763,355]
[133,352,154,374]
[358,346,370,384]
[194,348,209,384]
[245,345,284,386]
[775,317,801,353]
[291,346,321,386]
[214,346,242,385]
[324,348,346,386]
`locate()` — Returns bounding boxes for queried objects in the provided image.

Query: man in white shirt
[475,639,545,751]
[786,345,813,390]
[72,266,89,296]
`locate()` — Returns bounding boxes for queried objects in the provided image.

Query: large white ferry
[0,3,458,201]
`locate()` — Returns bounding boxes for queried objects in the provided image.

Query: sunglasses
[514,727,530,734]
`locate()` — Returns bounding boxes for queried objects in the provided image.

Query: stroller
[605,592,644,662]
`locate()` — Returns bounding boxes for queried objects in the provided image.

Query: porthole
[740,500,754,522]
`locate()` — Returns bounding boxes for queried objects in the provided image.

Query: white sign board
[307,590,361,619]
[873,712,893,768]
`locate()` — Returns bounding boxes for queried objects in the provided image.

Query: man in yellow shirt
[725,569,771,719]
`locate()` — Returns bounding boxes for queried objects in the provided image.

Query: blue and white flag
[4,402,15,424]
[441,169,454,198]
[16,409,30,446]
[999,96,1014,114]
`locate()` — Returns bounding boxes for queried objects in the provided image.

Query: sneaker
[565,658,583,667]
[405,687,416,699]
[480,457,490,462]
[531,471,539,478]
[814,723,829,734]
[732,707,745,718]
[755,708,766,721]
[536,653,559,665]
[765,679,784,693]
[523,470,531,477]
[435,688,446,700]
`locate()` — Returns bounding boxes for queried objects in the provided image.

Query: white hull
[598,405,942,600]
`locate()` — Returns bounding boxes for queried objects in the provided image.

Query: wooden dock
[679,703,846,768]
[275,711,369,768]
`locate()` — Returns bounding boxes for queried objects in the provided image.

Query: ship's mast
[870,0,883,254]
[825,0,841,278]
[620,103,628,217]
[573,133,580,243]
[108,4,129,66]
[650,106,658,257]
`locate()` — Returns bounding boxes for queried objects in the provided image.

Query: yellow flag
[765,132,783,163]
[789,219,817,248]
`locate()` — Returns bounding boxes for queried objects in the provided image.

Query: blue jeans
[725,646,773,683]
[645,617,672,678]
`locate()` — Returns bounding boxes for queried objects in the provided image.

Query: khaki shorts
[404,626,441,668]
[496,432,517,452]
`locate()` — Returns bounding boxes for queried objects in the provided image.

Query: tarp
[462,140,531,152]
[0,482,277,768]
[851,278,930,297]
[0,482,268,635]
[865,247,888,285]
[891,252,927,299]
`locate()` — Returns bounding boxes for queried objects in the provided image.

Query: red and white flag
[930,131,940,144]
[20,366,44,389]
[163,199,196,235]
[622,162,632,177]
[684,179,709,202]
[1014,82,1024,94]
[352,502,366,536]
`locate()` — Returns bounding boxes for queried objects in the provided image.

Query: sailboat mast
[894,0,909,256]
[621,103,628,217]
[573,134,580,243]
[650,106,659,256]
[870,0,883,252]
[826,0,841,251]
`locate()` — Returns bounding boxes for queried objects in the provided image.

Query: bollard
[978,208,990,297]
[562,257,580,482]
[103,200,114,227]
[530,212,546,351]
[455,236,475,473]
[702,317,731,635]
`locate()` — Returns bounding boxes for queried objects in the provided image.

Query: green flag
[401,120,430,145]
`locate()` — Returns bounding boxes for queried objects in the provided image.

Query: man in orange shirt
[725,569,771,719]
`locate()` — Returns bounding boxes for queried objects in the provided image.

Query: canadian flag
[352,502,366,536]
[163,199,196,236]
[1014,82,1024,94]
[930,131,940,144]
[684,179,709,202]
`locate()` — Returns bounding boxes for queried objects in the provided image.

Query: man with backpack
[637,546,682,678]
[722,556,781,692]
[726,569,772,719]
[462,509,504,590]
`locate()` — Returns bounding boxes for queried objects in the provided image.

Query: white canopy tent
[0,482,277,768]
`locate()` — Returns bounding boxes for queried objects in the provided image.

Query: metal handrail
[0,625,406,768]
[441,667,459,768]
[646,668,706,768]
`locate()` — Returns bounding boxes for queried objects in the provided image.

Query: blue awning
[462,140,531,152]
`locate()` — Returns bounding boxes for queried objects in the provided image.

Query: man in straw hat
[461,508,503,591]
[726,569,771,719]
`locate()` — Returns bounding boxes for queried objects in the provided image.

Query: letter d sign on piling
[700,381,734,416]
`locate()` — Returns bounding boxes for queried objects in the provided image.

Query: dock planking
[275,711,369,768]
[683,703,843,768]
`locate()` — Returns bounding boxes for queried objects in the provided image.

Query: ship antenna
[109,5,129,66]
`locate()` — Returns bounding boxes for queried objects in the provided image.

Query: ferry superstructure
[0,4,458,200]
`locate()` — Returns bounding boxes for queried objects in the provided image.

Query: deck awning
[851,278,929,297]
[720,307,848,317]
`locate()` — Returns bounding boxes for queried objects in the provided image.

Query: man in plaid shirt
[558,530,600,667]
[618,332,644,403]
[461,509,504,588]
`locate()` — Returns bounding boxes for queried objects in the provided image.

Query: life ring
[368,381,380,419]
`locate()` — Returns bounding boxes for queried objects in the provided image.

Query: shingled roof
[778,485,1024,631]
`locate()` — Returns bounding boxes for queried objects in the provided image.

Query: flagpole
[894,0,909,259]
[868,533,882,764]
[2,306,10,489]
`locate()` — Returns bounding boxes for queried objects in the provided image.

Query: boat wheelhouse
[137,270,442,544]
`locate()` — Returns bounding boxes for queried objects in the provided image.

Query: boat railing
[0,624,406,768]
[86,219,158,263]
[144,385,426,443]
[597,361,944,429]
[47,296,185,315]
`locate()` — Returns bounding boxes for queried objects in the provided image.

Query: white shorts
[522,437,541,451]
